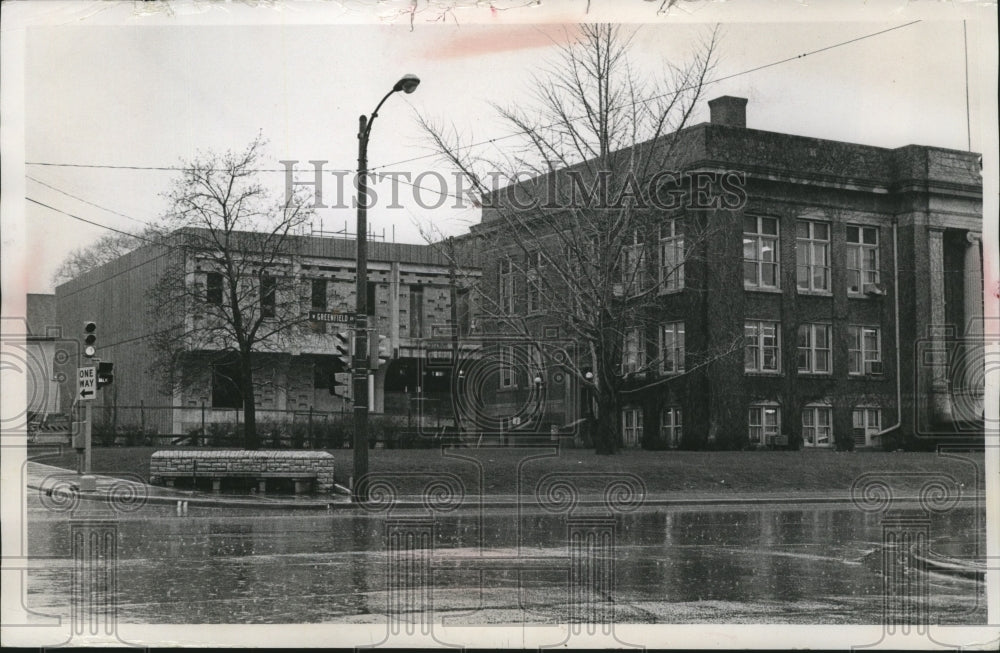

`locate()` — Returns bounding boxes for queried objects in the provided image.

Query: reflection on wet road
[26,500,985,624]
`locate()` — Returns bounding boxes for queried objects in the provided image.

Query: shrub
[205,421,243,447]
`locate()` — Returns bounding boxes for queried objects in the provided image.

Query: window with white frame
[743,216,780,289]
[745,320,781,373]
[622,328,645,374]
[660,406,682,448]
[660,321,685,374]
[620,231,647,293]
[622,406,643,448]
[796,220,830,292]
[802,404,833,447]
[846,225,880,294]
[659,219,684,292]
[499,346,515,389]
[748,403,780,445]
[498,257,515,314]
[797,323,831,374]
[526,276,540,313]
[852,406,881,448]
[848,326,882,375]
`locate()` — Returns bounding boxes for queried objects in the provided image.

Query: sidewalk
[25,461,985,512]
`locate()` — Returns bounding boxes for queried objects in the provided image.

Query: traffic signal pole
[84,401,92,473]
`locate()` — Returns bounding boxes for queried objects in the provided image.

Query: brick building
[55,232,475,438]
[464,96,984,450]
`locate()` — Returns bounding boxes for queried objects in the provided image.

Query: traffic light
[82,321,97,358]
[330,371,352,400]
[97,362,114,388]
[334,331,352,369]
[370,333,390,370]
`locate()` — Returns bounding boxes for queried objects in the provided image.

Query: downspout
[877,218,902,441]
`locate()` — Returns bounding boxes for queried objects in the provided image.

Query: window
[211,359,243,409]
[802,404,832,447]
[623,328,645,374]
[499,257,514,314]
[260,275,276,318]
[846,225,879,294]
[852,407,881,448]
[848,326,882,375]
[748,403,780,446]
[743,216,780,289]
[310,279,328,334]
[660,406,682,448]
[660,321,685,374]
[409,286,425,338]
[659,219,684,292]
[745,320,781,373]
[796,220,830,292]
[499,346,515,389]
[206,272,223,306]
[797,323,831,374]
[526,252,542,314]
[622,407,643,448]
[620,231,647,294]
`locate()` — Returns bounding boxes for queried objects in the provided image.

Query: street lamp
[353,74,420,503]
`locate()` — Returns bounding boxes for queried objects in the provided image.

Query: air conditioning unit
[863,283,885,296]
[767,434,789,447]
[866,360,884,375]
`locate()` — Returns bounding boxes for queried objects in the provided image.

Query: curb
[26,479,986,512]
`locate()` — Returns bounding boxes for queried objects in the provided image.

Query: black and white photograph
[1,0,997,649]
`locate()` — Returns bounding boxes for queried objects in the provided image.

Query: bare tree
[148,135,313,449]
[52,229,160,286]
[419,24,743,454]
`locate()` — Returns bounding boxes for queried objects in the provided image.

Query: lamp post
[353,73,420,503]
[583,369,595,447]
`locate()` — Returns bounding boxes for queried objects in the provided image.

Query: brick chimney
[708,96,748,128]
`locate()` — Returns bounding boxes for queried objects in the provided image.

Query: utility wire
[27,175,155,227]
[26,197,164,245]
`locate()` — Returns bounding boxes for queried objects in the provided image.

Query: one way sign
[77,366,96,401]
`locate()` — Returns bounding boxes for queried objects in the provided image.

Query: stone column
[963,232,983,334]
[956,232,984,420]
[927,229,953,423]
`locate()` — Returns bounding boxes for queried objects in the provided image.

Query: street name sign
[309,311,353,324]
[77,366,96,401]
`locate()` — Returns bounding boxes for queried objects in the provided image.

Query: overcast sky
[4,0,997,296]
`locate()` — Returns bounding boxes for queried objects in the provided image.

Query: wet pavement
[24,496,986,625]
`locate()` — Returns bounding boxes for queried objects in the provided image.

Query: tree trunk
[240,352,259,450]
[593,390,618,455]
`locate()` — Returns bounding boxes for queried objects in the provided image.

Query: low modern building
[464,96,984,450]
[55,233,476,439]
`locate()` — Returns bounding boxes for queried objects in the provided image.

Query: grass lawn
[30,445,983,496]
